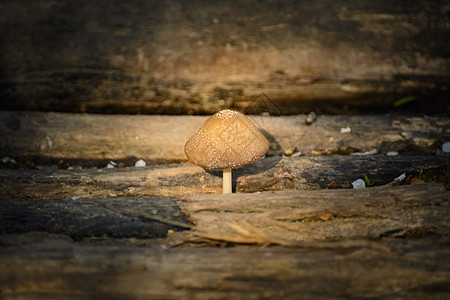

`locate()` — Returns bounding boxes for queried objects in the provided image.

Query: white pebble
[71,196,79,200]
[351,149,377,156]
[387,151,399,156]
[394,173,406,181]
[106,161,117,168]
[340,127,351,134]
[135,159,146,167]
[305,112,317,125]
[442,142,450,153]
[352,179,366,189]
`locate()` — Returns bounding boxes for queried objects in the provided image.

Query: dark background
[0,0,449,115]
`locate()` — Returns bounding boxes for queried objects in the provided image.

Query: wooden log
[0,183,448,244]
[179,183,450,244]
[0,196,191,241]
[0,155,448,200]
[1,111,449,163]
[0,239,449,299]
[0,1,448,114]
[0,111,204,163]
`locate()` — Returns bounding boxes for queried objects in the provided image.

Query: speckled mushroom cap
[184,109,270,169]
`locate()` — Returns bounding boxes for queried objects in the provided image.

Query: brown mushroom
[184,109,270,193]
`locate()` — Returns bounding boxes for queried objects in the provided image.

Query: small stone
[387,151,399,156]
[442,142,450,153]
[352,179,366,189]
[106,161,117,168]
[394,173,406,181]
[340,127,351,134]
[351,149,377,156]
[135,159,146,167]
[305,112,317,125]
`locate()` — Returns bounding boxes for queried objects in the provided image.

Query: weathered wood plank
[179,183,450,244]
[0,111,203,163]
[0,155,448,200]
[0,196,190,241]
[0,184,448,244]
[0,1,448,114]
[0,240,449,299]
[1,111,448,163]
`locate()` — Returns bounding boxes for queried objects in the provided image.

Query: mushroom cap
[184,109,270,169]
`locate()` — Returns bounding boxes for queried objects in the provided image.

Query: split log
[0,239,449,299]
[0,1,448,114]
[1,111,448,163]
[0,155,448,200]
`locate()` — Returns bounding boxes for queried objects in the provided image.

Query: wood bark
[0,195,191,241]
[0,108,448,298]
[0,1,449,296]
[179,183,450,244]
[0,155,448,200]
[0,238,449,299]
[0,1,448,114]
[1,183,448,244]
[1,111,448,163]
[1,183,449,298]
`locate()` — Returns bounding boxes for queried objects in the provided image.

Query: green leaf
[364,174,374,186]
[394,96,417,107]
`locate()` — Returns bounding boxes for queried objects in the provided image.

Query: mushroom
[184,109,270,193]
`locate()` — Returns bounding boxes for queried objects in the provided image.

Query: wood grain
[0,1,448,114]
[0,155,448,200]
[0,183,448,245]
[1,111,448,162]
[179,183,450,244]
[0,239,449,299]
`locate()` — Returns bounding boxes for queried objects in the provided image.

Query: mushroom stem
[223,168,232,194]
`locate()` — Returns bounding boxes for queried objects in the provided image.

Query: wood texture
[1,183,447,245]
[0,196,191,241]
[1,183,449,297]
[0,110,448,298]
[0,239,449,299]
[179,183,450,244]
[1,111,448,163]
[0,155,448,200]
[0,1,448,114]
